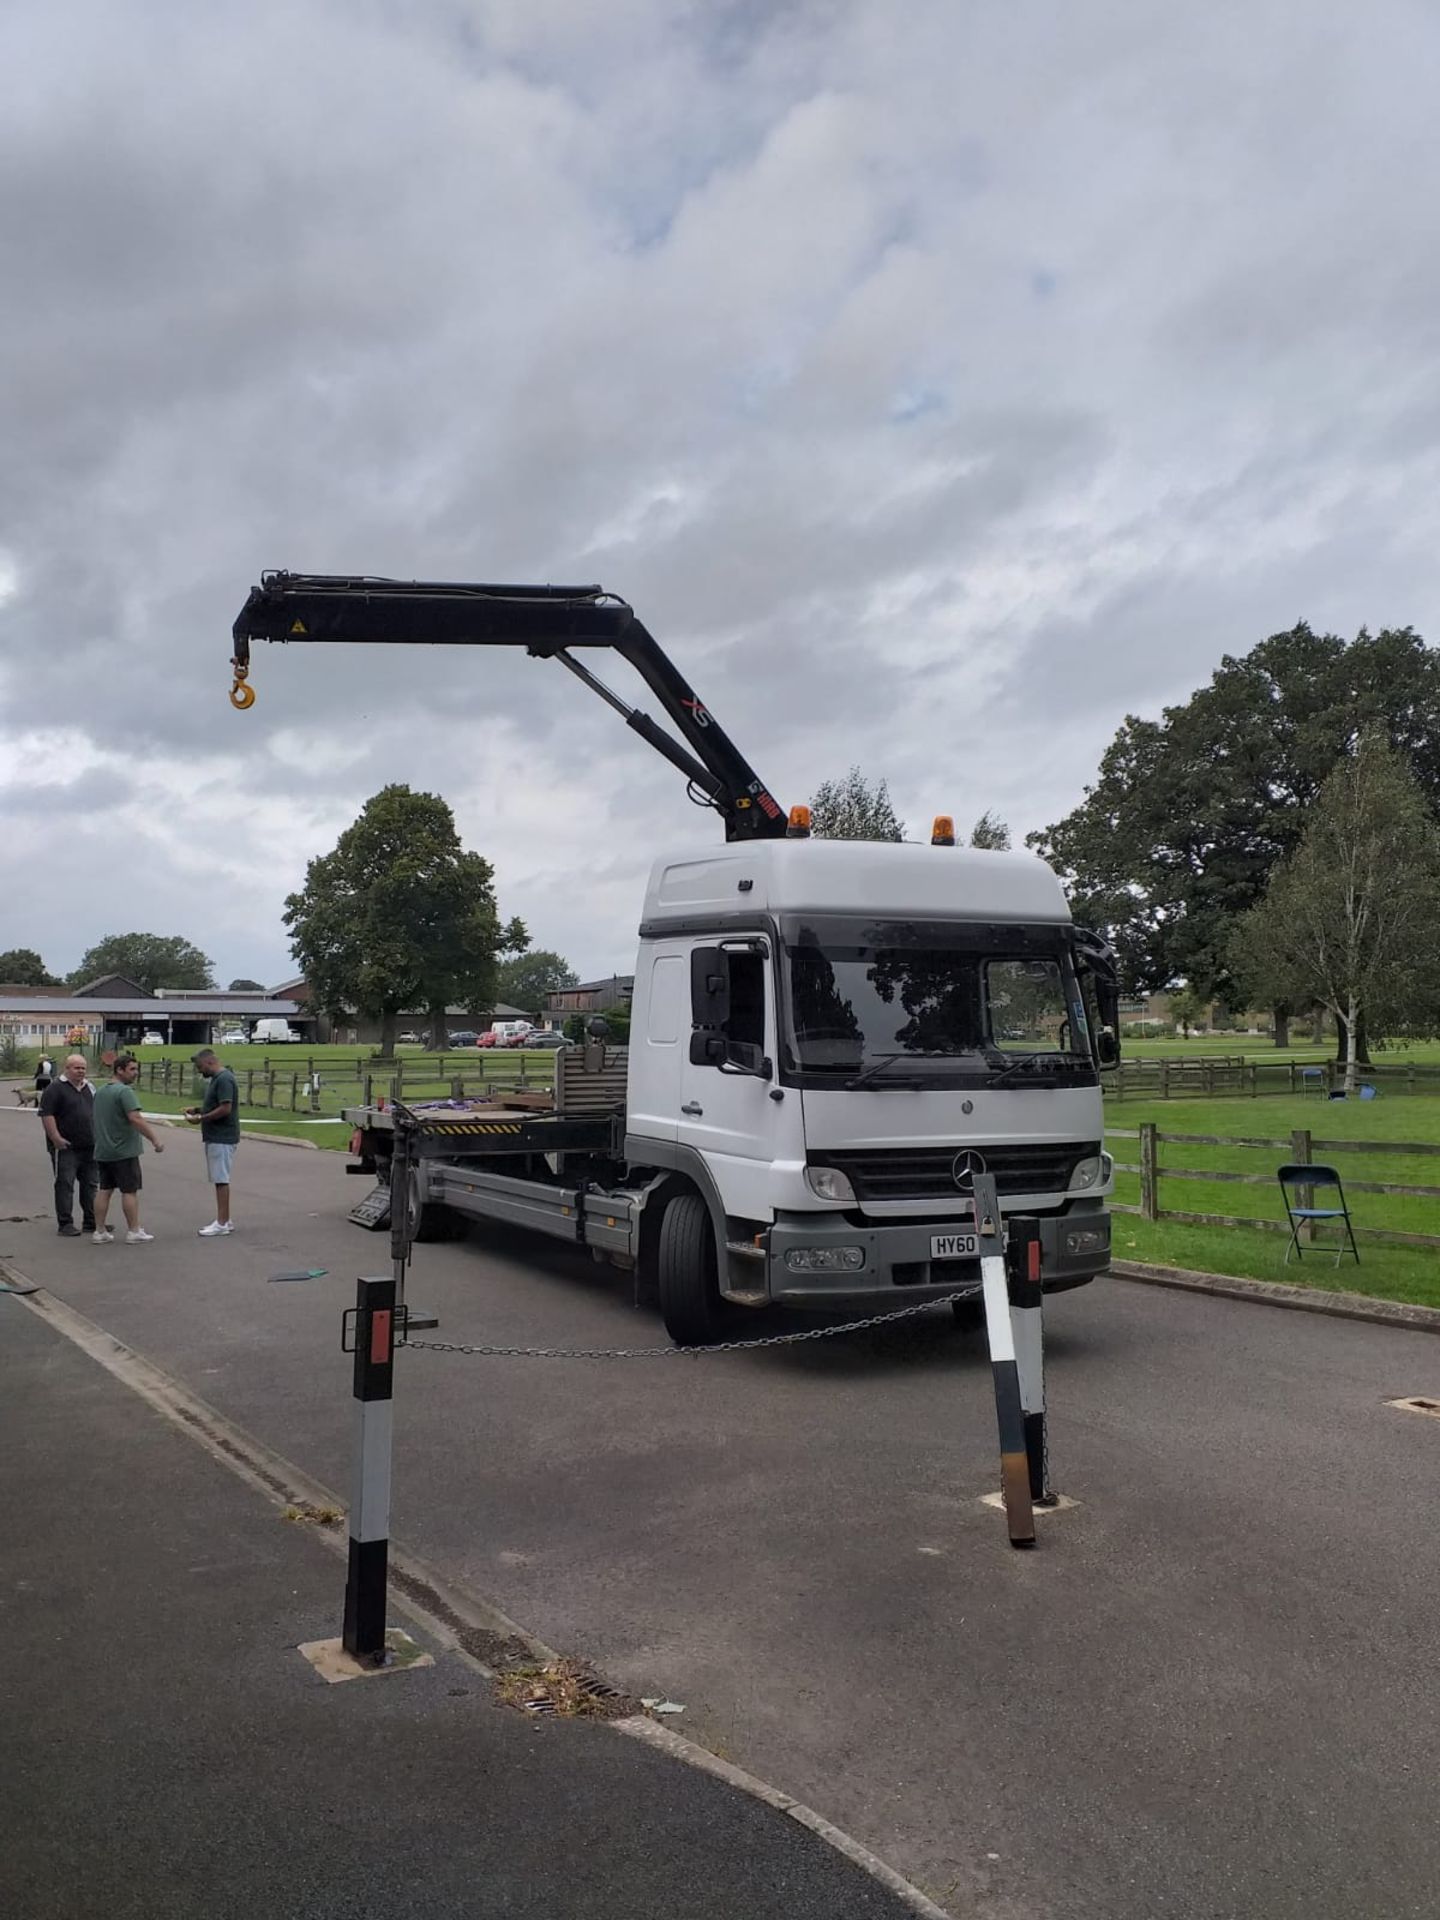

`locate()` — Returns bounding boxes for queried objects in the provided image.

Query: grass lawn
[1106,1091,1440,1308]
[136,1087,355,1152]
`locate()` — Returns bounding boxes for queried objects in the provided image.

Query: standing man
[185,1046,240,1237]
[40,1053,97,1237]
[92,1053,166,1244]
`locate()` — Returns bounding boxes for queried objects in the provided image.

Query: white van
[252,1017,298,1044]
[488,1020,534,1046]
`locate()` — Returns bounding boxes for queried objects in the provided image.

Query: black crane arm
[231,572,788,842]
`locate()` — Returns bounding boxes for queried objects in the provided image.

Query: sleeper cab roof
[642,840,1072,928]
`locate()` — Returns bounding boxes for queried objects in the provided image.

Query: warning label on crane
[290,620,308,634]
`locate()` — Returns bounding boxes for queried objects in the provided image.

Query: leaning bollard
[972,1172,1036,1548]
[1005,1216,1053,1505]
[342,1274,396,1662]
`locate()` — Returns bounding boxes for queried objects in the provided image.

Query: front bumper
[746,1206,1110,1311]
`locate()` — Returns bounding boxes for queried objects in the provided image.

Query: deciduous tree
[968,811,1011,850]
[1030,623,1440,1050]
[809,767,904,842]
[71,933,214,992]
[495,950,578,1017]
[0,947,60,985]
[283,785,519,1057]
[1230,735,1440,1092]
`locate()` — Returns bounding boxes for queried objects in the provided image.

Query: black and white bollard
[972,1173,1036,1548]
[342,1274,396,1662]
[1005,1215,1052,1506]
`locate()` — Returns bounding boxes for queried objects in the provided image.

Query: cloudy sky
[3,0,1438,987]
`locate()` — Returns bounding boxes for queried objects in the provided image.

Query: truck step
[348,1183,392,1231]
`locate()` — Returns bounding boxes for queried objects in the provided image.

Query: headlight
[805,1165,856,1203]
[1070,1154,1108,1190]
[1064,1227,1108,1256]
[784,1246,866,1272]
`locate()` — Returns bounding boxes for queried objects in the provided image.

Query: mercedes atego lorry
[230,574,1119,1342]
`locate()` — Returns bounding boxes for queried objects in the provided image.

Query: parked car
[253,1017,299,1044]
[398,1031,422,1044]
[524,1030,572,1050]
[448,1030,479,1046]
[476,1031,499,1047]
[140,1030,165,1047]
[217,1028,249,1045]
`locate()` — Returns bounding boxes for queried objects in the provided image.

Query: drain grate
[1387,1396,1440,1419]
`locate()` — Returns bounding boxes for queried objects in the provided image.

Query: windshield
[780,916,1096,1090]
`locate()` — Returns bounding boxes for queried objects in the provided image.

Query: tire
[657,1192,729,1345]
[406,1167,461,1243]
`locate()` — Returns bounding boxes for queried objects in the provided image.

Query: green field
[1107,1092,1440,1307]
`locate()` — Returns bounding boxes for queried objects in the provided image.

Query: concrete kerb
[0,1262,954,1920]
[1109,1259,1440,1335]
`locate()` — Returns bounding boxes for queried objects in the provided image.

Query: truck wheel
[407,1168,461,1244]
[657,1193,730,1345]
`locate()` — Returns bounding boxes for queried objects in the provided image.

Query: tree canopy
[1230,735,1440,1089]
[1029,624,1440,1012]
[70,933,214,992]
[809,766,904,841]
[0,947,60,986]
[968,811,1012,850]
[227,977,266,993]
[283,784,524,1055]
[495,949,578,1016]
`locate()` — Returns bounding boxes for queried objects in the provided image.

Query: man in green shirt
[92,1054,166,1244]
[185,1047,241,1237]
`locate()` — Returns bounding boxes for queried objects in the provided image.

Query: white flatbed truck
[231,574,1119,1343]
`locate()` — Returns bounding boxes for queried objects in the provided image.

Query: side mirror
[1096,1027,1120,1068]
[720,1040,772,1080]
[689,1032,727,1066]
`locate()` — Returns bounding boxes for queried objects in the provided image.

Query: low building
[545,975,634,1017]
[0,975,307,1052]
[268,979,533,1046]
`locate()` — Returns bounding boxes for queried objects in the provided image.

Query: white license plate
[930,1232,981,1261]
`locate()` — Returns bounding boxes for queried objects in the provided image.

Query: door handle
[681,1102,704,1116]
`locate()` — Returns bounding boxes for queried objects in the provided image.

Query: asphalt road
[4,1108,1440,1918]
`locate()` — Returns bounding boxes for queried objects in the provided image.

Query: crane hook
[229,659,256,710]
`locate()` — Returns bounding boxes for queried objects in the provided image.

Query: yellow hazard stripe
[424,1121,526,1135]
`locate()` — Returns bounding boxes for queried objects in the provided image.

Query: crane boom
[231,572,788,842]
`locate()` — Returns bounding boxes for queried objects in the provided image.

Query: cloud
[2,0,1439,982]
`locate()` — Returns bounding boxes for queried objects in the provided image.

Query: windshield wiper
[845,1052,930,1091]
[984,1050,1072,1089]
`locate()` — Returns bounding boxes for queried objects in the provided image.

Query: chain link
[401,1289,980,1360]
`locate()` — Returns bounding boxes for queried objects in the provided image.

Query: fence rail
[1106,1055,1440,1099]
[1107,1123,1440,1249]
[139,1052,552,1115]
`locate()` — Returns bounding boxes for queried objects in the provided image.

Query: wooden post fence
[1139,1122,1159,1220]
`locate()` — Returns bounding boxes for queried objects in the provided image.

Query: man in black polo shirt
[40,1052,97,1237]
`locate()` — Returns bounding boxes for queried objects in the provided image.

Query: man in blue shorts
[185,1047,240,1237]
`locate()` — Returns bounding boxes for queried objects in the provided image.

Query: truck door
[678,939,789,1217]
[625,946,687,1149]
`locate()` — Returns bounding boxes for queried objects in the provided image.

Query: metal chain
[401,1289,978,1360]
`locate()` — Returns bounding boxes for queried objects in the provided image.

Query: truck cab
[626,838,1115,1328]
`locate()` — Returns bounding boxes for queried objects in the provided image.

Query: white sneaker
[198,1221,234,1237]
[91,1228,114,1243]
[125,1229,154,1244]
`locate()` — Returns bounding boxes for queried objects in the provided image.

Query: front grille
[811,1142,1097,1202]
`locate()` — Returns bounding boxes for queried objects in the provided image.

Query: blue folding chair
[1278,1164,1360,1267]
[1299,1066,1326,1097]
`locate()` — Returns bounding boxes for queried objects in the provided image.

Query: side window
[647,954,684,1045]
[726,951,766,1051]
